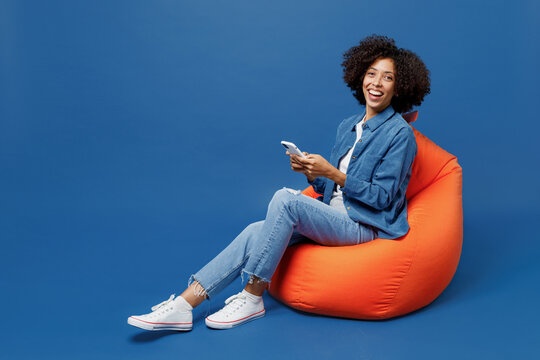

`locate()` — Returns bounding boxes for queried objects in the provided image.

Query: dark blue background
[1,0,539,359]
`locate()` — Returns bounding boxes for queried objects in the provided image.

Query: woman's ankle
[244,275,267,297]
[181,282,208,308]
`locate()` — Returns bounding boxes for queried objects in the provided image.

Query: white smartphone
[281,141,306,158]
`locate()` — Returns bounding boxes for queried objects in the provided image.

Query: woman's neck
[365,108,378,121]
[365,105,391,121]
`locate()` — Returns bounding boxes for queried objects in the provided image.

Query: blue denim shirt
[309,105,417,239]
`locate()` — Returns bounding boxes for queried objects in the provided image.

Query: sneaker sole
[127,316,192,331]
[205,309,265,329]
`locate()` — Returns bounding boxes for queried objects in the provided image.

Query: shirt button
[352,156,356,159]
[363,124,366,128]
[358,139,362,143]
[347,206,351,210]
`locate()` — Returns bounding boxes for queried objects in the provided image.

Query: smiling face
[362,57,396,118]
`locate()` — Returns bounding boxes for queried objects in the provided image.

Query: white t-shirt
[329,116,366,213]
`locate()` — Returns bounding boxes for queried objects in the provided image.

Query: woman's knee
[227,221,264,254]
[239,221,264,243]
[269,188,297,210]
[244,220,264,234]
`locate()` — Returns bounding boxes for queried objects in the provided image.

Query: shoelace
[219,293,247,316]
[151,294,176,312]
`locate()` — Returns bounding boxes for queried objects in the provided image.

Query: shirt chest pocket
[350,154,382,182]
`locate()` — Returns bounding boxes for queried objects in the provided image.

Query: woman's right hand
[287,152,315,182]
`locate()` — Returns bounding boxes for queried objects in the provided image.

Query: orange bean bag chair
[268,112,463,319]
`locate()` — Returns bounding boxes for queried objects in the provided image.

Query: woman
[127,34,430,331]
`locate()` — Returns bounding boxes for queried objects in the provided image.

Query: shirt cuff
[308,177,326,194]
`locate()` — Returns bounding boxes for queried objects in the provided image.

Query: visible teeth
[369,90,383,96]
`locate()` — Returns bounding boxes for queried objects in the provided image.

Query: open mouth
[368,89,383,100]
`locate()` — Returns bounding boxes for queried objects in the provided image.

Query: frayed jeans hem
[187,275,210,299]
[241,269,272,286]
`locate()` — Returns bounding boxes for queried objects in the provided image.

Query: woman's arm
[341,128,416,210]
[290,127,416,210]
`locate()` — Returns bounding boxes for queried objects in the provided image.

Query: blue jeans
[189,188,377,298]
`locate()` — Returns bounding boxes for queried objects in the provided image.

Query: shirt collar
[350,105,396,132]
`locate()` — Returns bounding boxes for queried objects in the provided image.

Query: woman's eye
[385,76,393,81]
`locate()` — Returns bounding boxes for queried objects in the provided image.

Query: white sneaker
[205,291,265,329]
[127,294,193,331]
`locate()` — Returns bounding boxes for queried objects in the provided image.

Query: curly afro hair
[342,35,430,114]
